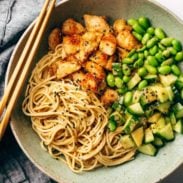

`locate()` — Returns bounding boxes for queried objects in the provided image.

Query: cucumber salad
[107,16,183,156]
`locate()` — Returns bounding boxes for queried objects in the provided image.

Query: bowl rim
[6,0,183,182]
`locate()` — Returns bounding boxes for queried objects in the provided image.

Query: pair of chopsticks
[0,0,56,140]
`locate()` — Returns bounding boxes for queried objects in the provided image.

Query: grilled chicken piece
[83,14,110,33]
[62,18,85,35]
[101,89,119,106]
[80,73,99,93]
[75,32,102,62]
[113,19,132,34]
[117,47,129,60]
[116,30,140,51]
[84,61,105,80]
[53,57,81,79]
[62,34,81,55]
[99,33,117,55]
[105,55,116,71]
[89,51,108,67]
[48,28,61,50]
[71,71,85,84]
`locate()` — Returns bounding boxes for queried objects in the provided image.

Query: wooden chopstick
[0,0,56,140]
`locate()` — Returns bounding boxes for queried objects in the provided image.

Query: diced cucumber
[148,113,161,123]
[151,117,166,134]
[108,118,117,132]
[170,112,176,126]
[123,116,138,134]
[128,103,144,115]
[127,73,141,90]
[131,127,144,147]
[132,90,142,103]
[156,101,171,114]
[140,87,157,105]
[138,143,157,156]
[120,135,135,149]
[173,103,183,118]
[145,128,154,143]
[153,137,164,147]
[110,111,125,124]
[173,120,183,134]
[157,123,174,141]
[159,74,177,86]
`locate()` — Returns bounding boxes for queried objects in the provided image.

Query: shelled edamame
[106,16,183,156]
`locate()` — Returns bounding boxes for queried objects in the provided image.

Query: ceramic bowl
[6,0,183,182]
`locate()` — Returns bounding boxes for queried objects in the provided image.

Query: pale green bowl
[6,0,183,182]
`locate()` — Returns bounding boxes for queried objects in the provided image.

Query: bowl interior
[7,0,183,182]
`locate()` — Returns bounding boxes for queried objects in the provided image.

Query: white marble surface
[154,1,183,182]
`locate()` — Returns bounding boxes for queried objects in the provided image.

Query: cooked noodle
[22,45,136,173]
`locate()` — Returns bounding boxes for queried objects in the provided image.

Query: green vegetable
[127,18,138,26]
[124,91,133,106]
[161,37,174,47]
[142,33,151,45]
[171,65,181,76]
[147,27,155,35]
[138,16,151,29]
[132,23,146,35]
[138,144,157,156]
[149,45,158,56]
[154,28,166,39]
[115,77,123,88]
[128,102,144,115]
[138,80,148,90]
[145,64,157,74]
[106,73,115,87]
[175,51,183,62]
[127,73,141,90]
[138,67,148,77]
[108,118,117,132]
[147,56,158,67]
[158,65,171,75]
[172,39,182,51]
[132,31,142,41]
[146,37,158,48]
[122,64,131,76]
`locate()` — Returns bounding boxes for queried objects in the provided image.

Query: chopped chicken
[99,33,117,55]
[101,89,119,106]
[89,51,109,67]
[53,57,81,79]
[48,28,61,50]
[62,34,81,55]
[105,55,116,71]
[75,32,102,62]
[62,18,85,35]
[71,71,85,84]
[81,73,99,93]
[116,29,140,50]
[113,19,132,34]
[117,47,129,60]
[84,61,105,80]
[83,14,110,33]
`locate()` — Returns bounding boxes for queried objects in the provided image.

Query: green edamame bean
[122,57,134,64]
[158,43,166,51]
[175,51,183,62]
[117,87,128,94]
[138,67,148,77]
[133,58,144,68]
[132,23,146,35]
[130,52,138,61]
[146,37,158,48]
[122,64,131,76]
[162,49,171,58]
[160,37,174,47]
[154,28,166,39]
[142,33,151,45]
[138,80,148,90]
[147,56,158,67]
[145,65,157,74]
[138,53,144,59]
[124,91,132,106]
[172,39,182,52]
[158,65,171,75]
[181,88,183,99]
[171,65,181,76]
[132,31,142,41]
[115,77,123,88]
[144,50,149,58]
[106,73,115,87]
[138,17,151,29]
[161,58,174,66]
[149,45,158,55]
[127,18,138,26]
[147,27,155,35]
[137,46,146,52]
[155,51,165,62]
[127,49,136,57]
[123,75,131,83]
[168,47,177,55]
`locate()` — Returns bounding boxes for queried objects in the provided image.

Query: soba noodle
[22,45,136,173]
